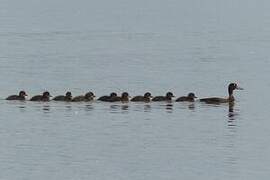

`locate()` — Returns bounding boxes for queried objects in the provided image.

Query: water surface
[1,0,270,179]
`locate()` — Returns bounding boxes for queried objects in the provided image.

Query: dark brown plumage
[109,92,130,102]
[72,92,95,102]
[176,93,197,102]
[6,91,28,100]
[131,92,152,102]
[30,91,51,101]
[152,92,174,102]
[200,83,243,104]
[53,91,72,101]
[98,92,118,102]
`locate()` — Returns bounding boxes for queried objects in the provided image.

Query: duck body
[30,91,51,101]
[199,83,243,104]
[199,97,230,104]
[6,91,27,100]
[72,92,95,102]
[109,92,130,102]
[131,92,152,102]
[152,92,174,102]
[98,92,117,102]
[53,92,72,101]
[176,93,197,102]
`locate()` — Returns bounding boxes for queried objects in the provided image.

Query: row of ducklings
[6,91,197,102]
[5,83,243,104]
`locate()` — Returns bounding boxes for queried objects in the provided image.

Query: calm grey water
[1,0,270,179]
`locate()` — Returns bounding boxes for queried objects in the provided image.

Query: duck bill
[236,86,244,90]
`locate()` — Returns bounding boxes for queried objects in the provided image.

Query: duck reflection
[144,104,151,112]
[165,103,173,113]
[110,104,129,113]
[188,103,195,110]
[42,104,50,113]
[227,102,240,128]
[65,105,72,111]
[228,102,236,121]
[85,104,94,111]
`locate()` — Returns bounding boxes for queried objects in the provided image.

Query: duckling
[53,91,72,101]
[98,92,117,102]
[131,92,152,102]
[200,83,243,104]
[109,92,130,102]
[6,91,28,100]
[152,92,174,102]
[72,92,95,102]
[30,91,51,101]
[176,93,197,102]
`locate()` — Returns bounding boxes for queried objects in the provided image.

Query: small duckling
[98,92,118,102]
[6,91,28,100]
[176,93,197,102]
[109,92,130,102]
[53,91,72,101]
[72,92,95,102]
[131,92,152,102]
[152,92,174,102]
[30,91,51,101]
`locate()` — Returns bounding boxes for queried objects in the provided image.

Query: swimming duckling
[53,91,72,101]
[131,92,152,102]
[176,93,197,102]
[152,92,174,102]
[98,92,117,102]
[109,92,130,102]
[72,92,95,102]
[200,83,243,104]
[6,91,28,100]
[30,91,51,101]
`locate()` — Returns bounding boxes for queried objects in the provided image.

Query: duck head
[144,92,152,98]
[66,91,72,98]
[19,91,27,97]
[188,92,197,98]
[110,92,117,97]
[85,92,95,99]
[121,92,130,98]
[228,83,243,95]
[43,91,51,98]
[166,92,175,98]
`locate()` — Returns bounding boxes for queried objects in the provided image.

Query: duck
[176,92,197,102]
[72,92,95,102]
[109,92,130,102]
[53,91,72,101]
[131,92,152,102]
[30,91,51,101]
[200,83,243,104]
[98,92,118,102]
[152,92,174,102]
[6,91,28,100]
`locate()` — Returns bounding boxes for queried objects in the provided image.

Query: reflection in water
[188,103,195,110]
[42,105,50,113]
[18,105,26,112]
[224,102,239,178]
[165,103,173,113]
[121,105,129,111]
[85,104,93,111]
[227,102,239,124]
[110,104,129,113]
[65,105,72,112]
[144,104,151,112]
